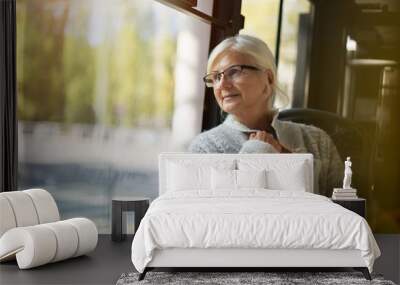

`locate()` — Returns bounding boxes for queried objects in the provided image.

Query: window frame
[0,0,17,192]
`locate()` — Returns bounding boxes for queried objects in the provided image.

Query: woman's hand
[249,131,283,153]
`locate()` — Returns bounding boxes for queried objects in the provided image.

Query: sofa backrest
[159,153,314,195]
[0,189,60,237]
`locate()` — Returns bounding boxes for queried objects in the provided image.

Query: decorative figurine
[332,157,357,199]
[343,157,352,189]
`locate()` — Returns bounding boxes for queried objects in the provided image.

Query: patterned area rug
[116,271,396,285]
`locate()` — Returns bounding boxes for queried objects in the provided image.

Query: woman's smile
[222,93,240,101]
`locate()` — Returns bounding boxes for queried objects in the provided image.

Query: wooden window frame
[154,0,245,130]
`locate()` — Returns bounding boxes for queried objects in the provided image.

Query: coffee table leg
[112,201,123,241]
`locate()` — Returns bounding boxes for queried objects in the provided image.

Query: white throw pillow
[236,169,267,189]
[211,168,236,190]
[238,158,309,191]
[167,162,209,191]
[167,159,236,191]
[210,168,267,190]
[163,154,236,193]
[266,163,307,191]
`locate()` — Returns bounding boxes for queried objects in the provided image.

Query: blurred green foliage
[240,0,279,56]
[16,0,175,128]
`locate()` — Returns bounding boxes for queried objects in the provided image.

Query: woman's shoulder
[275,119,337,154]
[279,120,340,162]
[277,119,330,139]
[188,123,242,153]
[192,123,229,140]
[188,124,231,153]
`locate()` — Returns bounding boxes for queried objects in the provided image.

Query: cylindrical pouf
[64,218,98,257]
[0,226,57,269]
[0,195,17,237]
[0,218,98,269]
[23,189,60,223]
[42,221,79,263]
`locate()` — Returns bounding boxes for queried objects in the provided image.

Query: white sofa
[0,189,98,269]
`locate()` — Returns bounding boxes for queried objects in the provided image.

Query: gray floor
[1,234,399,285]
[373,234,400,284]
[0,235,134,285]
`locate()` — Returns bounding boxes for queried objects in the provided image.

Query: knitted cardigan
[188,114,343,196]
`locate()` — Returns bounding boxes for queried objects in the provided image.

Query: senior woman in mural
[189,34,342,196]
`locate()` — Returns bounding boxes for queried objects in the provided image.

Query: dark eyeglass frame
[203,64,261,88]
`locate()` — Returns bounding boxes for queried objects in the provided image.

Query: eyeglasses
[203,64,261,88]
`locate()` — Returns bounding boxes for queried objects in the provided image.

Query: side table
[331,197,366,218]
[112,197,150,242]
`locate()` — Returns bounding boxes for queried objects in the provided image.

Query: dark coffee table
[112,196,150,242]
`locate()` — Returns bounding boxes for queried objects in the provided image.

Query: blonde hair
[207,34,287,107]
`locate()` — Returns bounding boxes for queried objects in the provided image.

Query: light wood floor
[0,234,398,285]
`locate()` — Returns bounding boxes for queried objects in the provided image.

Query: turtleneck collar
[222,110,307,153]
[223,110,280,134]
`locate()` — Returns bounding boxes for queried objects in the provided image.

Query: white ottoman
[0,189,98,269]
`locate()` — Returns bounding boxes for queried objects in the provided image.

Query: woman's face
[210,50,273,116]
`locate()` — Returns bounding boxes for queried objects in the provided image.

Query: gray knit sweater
[188,114,343,196]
